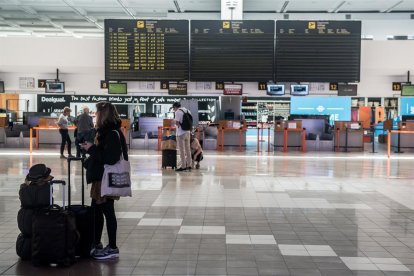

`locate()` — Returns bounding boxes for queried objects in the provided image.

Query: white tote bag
[101,130,132,197]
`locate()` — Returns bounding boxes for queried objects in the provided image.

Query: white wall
[0,36,414,98]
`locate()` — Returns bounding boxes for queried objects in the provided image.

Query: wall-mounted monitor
[45,82,65,93]
[401,85,414,96]
[290,84,309,96]
[267,84,285,96]
[108,83,127,94]
[0,81,4,93]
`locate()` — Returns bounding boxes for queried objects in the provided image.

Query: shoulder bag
[101,130,132,197]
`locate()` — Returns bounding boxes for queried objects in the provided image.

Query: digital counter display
[275,20,361,82]
[190,20,275,82]
[105,19,189,81]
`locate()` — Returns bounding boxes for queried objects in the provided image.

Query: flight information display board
[275,20,361,83]
[105,19,189,81]
[190,20,275,82]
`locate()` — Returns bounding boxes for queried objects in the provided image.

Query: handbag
[100,130,132,197]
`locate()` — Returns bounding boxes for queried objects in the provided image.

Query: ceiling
[0,0,413,38]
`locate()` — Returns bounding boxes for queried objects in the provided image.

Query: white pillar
[221,0,243,20]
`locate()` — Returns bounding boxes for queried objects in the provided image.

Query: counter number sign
[392,82,401,91]
[258,82,267,90]
[160,81,169,90]
[38,79,46,88]
[100,80,108,89]
[329,82,338,91]
[216,82,224,90]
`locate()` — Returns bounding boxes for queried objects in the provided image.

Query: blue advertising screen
[400,97,414,115]
[290,97,351,122]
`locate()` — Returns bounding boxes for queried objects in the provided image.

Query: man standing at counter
[57,106,74,159]
[75,106,95,158]
[172,102,192,172]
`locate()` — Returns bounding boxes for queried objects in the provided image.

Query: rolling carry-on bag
[67,156,95,258]
[162,149,177,169]
[32,180,79,267]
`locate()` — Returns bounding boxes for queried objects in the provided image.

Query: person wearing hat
[172,102,192,171]
[57,106,74,159]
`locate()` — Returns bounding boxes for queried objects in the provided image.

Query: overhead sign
[168,83,187,95]
[290,96,351,122]
[223,84,243,95]
[338,84,357,96]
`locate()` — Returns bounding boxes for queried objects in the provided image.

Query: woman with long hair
[81,101,128,260]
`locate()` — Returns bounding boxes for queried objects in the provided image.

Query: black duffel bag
[16,233,31,261]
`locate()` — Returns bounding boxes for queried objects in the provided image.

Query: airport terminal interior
[1,0,414,275]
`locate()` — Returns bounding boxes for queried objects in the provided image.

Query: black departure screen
[190,20,275,82]
[275,20,361,82]
[105,19,189,81]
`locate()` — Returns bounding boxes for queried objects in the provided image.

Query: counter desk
[29,126,76,152]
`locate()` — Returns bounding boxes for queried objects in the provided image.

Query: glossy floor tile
[2,147,414,275]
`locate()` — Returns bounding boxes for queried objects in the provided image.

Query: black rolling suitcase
[67,157,95,258]
[32,180,79,267]
[162,149,177,169]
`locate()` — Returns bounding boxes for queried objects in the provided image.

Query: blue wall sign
[290,97,351,122]
[400,97,414,115]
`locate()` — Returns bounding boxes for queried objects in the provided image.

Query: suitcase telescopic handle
[67,157,84,162]
[49,180,66,209]
[67,157,86,207]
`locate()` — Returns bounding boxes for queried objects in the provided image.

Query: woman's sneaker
[90,243,103,256]
[92,245,119,260]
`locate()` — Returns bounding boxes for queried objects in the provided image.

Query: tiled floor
[2,147,414,275]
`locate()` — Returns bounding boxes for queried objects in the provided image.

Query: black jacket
[85,122,128,184]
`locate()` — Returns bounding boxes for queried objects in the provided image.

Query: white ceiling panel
[0,0,413,37]
[244,0,286,12]
[340,0,397,12]
[176,0,220,11]
[394,1,414,11]
[285,0,340,12]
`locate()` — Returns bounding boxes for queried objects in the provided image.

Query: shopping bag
[100,131,132,197]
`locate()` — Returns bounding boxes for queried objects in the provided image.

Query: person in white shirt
[172,102,192,171]
[57,106,73,159]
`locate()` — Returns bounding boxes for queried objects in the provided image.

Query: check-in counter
[271,120,306,152]
[0,115,9,127]
[217,120,247,151]
[390,122,414,150]
[30,117,130,151]
[34,117,75,145]
[334,121,364,152]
